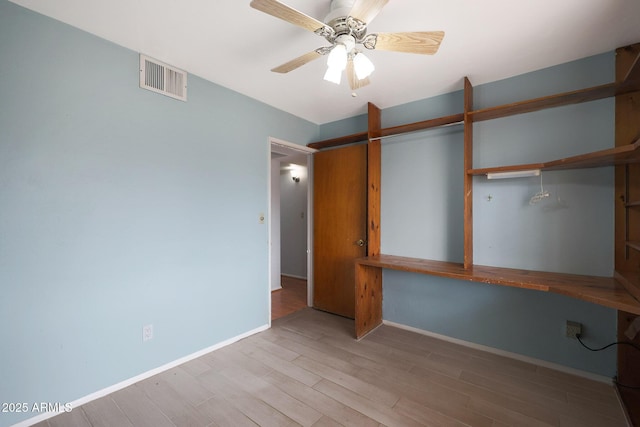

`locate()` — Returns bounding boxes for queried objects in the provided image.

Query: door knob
[356,239,366,247]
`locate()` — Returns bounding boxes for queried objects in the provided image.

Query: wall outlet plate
[143,324,153,342]
[566,320,582,339]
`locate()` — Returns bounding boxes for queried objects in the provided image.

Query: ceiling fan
[250,0,444,91]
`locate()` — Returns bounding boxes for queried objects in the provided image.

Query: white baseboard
[382,320,613,385]
[281,274,307,280]
[13,324,269,427]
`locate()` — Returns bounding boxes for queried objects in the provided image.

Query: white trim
[13,324,269,427]
[281,273,308,280]
[306,155,314,308]
[268,139,275,326]
[382,320,614,385]
[268,137,314,313]
[270,137,317,154]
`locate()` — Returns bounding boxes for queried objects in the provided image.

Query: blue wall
[377,53,617,376]
[0,2,317,426]
[317,113,368,141]
[280,166,309,278]
[383,272,617,374]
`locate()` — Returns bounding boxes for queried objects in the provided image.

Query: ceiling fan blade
[250,0,328,34]
[271,50,323,73]
[370,31,444,54]
[347,58,370,90]
[348,0,389,24]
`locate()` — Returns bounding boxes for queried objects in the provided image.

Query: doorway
[268,138,316,323]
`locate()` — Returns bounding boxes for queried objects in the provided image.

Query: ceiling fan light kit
[353,52,375,79]
[250,0,444,91]
[324,65,343,84]
[327,39,350,69]
[323,34,375,85]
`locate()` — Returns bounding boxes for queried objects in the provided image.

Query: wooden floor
[36,308,628,427]
[272,276,307,321]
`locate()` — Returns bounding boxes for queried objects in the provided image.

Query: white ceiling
[10,0,640,125]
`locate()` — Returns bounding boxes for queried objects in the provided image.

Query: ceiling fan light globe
[327,44,348,70]
[353,52,375,79]
[323,66,342,84]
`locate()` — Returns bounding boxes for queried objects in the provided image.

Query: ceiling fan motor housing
[324,0,366,42]
[324,0,354,23]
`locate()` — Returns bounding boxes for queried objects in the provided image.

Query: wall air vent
[139,54,187,101]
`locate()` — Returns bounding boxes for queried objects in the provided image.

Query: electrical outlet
[566,320,582,339]
[143,324,153,342]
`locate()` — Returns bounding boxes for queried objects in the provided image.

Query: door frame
[268,137,316,325]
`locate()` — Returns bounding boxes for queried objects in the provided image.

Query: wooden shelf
[375,113,464,139]
[309,45,639,152]
[307,114,464,150]
[626,201,640,207]
[356,254,640,315]
[307,131,369,150]
[469,80,640,122]
[312,78,640,151]
[468,138,640,176]
[615,270,640,303]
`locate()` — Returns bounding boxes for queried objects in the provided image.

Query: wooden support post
[355,263,382,339]
[354,102,383,339]
[367,102,382,257]
[621,44,640,83]
[463,77,474,269]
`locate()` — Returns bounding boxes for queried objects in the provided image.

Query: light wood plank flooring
[272,276,307,321]
[35,308,627,427]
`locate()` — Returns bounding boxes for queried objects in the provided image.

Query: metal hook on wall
[529,172,550,205]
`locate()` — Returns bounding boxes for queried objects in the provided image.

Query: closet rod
[369,120,464,142]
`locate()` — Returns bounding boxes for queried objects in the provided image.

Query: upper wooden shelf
[307,75,639,151]
[374,113,464,139]
[307,131,368,150]
[356,254,640,315]
[469,80,640,122]
[307,114,464,150]
[468,138,640,176]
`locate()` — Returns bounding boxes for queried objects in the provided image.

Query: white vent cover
[139,54,187,101]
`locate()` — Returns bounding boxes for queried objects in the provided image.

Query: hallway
[272,275,307,320]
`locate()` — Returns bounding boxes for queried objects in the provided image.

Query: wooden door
[313,143,368,318]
